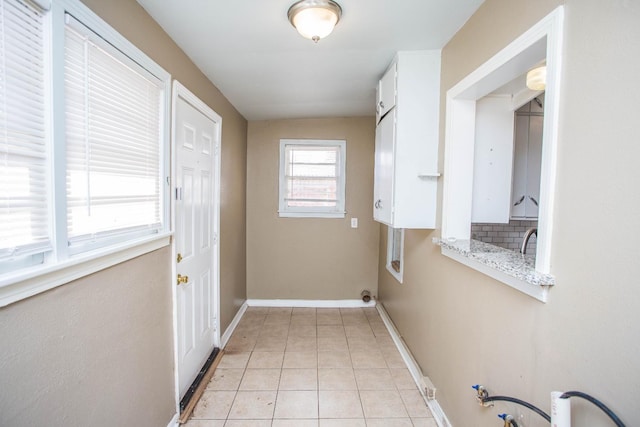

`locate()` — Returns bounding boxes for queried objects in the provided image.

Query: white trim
[278,139,347,218]
[171,80,223,346]
[245,299,377,308]
[0,233,171,307]
[277,211,346,219]
[221,301,249,348]
[165,412,179,427]
[376,303,453,427]
[386,227,404,283]
[442,247,549,302]
[170,80,223,415]
[54,0,169,82]
[441,7,564,289]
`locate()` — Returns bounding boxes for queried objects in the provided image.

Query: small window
[278,139,346,218]
[387,228,404,283]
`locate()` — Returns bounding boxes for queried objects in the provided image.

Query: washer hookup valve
[472,384,492,406]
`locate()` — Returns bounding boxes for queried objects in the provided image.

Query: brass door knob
[177,274,189,285]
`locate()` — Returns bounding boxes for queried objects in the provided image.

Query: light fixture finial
[288,0,342,43]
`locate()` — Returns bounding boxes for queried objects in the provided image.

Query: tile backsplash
[471,219,538,253]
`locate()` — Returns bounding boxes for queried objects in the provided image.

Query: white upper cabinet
[373,50,441,229]
[376,62,397,124]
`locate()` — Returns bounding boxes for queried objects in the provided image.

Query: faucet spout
[521,227,537,254]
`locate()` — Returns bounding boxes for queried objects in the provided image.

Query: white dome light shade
[288,0,342,43]
[526,66,547,91]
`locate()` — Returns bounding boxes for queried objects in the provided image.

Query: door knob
[177,274,189,285]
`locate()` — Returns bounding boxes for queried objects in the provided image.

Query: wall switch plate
[351,218,358,228]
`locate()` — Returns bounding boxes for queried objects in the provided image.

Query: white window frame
[0,0,171,307]
[386,227,404,283]
[440,7,563,301]
[278,139,346,218]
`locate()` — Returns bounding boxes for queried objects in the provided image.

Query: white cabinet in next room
[373,50,441,229]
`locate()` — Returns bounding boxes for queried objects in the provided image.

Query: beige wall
[0,0,247,426]
[378,0,640,426]
[247,118,379,300]
[0,248,175,427]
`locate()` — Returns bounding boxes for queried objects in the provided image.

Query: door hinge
[213,232,218,244]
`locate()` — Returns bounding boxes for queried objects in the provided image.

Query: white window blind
[0,0,51,265]
[64,14,164,250]
[279,139,346,218]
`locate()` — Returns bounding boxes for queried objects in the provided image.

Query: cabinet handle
[513,195,525,207]
[374,199,382,209]
[379,101,385,109]
[528,196,539,206]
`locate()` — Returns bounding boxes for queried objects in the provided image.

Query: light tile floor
[187,307,437,427]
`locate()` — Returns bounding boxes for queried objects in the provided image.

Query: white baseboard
[166,412,179,427]
[245,299,376,308]
[376,303,453,427]
[221,301,248,348]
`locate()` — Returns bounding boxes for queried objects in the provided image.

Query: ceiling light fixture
[288,0,342,43]
[526,65,547,91]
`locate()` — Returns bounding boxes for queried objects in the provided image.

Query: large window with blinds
[0,0,170,299]
[64,14,165,254]
[278,139,346,218]
[0,0,50,274]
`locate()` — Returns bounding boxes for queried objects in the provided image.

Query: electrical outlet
[351,218,358,228]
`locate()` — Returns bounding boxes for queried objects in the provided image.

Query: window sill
[437,238,554,302]
[0,232,172,307]
[278,211,346,219]
[386,263,403,283]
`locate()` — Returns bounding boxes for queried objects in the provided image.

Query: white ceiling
[136,0,485,120]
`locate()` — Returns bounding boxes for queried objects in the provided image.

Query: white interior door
[173,82,221,398]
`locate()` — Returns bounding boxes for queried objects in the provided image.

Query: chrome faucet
[521,227,537,254]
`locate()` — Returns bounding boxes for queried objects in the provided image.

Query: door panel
[175,92,220,398]
[200,171,211,249]
[179,167,195,259]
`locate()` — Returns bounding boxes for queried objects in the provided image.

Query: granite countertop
[438,238,555,287]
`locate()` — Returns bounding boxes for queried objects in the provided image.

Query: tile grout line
[195,306,434,425]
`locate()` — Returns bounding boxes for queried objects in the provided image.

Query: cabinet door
[511,114,543,219]
[373,110,395,224]
[377,63,396,122]
[471,96,515,223]
[511,115,529,219]
[525,115,543,218]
